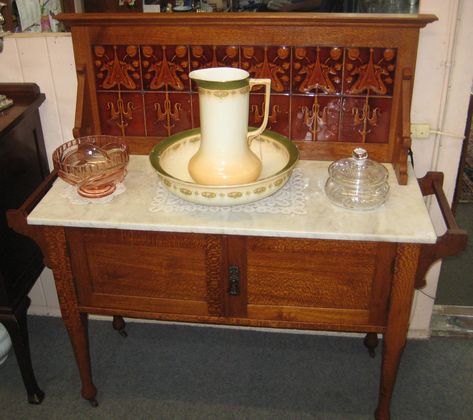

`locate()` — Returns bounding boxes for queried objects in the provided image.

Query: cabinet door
[245,237,397,330]
[67,228,225,317]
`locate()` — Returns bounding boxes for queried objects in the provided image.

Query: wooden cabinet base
[7,172,467,419]
[14,223,422,419]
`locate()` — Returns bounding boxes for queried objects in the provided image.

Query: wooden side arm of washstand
[393,68,413,186]
[72,64,95,138]
[415,171,468,289]
[6,169,59,267]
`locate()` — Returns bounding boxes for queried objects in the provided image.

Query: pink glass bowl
[53,135,129,198]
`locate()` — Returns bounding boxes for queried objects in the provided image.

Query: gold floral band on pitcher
[198,85,251,97]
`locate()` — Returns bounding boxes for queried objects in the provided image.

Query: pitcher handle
[247,78,271,146]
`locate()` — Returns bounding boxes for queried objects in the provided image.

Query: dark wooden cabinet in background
[0,83,48,404]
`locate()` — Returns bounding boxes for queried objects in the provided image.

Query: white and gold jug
[188,67,271,185]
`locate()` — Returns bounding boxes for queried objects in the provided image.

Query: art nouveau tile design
[92,44,397,141]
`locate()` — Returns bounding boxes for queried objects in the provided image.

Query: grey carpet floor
[1,316,472,420]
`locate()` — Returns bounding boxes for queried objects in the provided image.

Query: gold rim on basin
[149,128,299,206]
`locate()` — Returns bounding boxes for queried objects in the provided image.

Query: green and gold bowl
[149,128,299,206]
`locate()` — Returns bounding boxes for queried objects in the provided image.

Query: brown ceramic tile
[343,47,397,96]
[143,92,193,137]
[189,45,240,91]
[141,45,190,92]
[191,93,200,129]
[93,45,142,91]
[340,96,392,143]
[190,45,240,71]
[249,94,290,138]
[97,92,145,137]
[241,46,291,94]
[292,46,343,95]
[291,95,341,142]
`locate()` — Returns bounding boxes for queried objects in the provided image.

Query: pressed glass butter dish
[324,148,389,210]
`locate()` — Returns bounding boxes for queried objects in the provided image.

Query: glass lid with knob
[324,147,390,210]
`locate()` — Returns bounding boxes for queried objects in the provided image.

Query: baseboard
[431,304,473,337]
[433,304,473,316]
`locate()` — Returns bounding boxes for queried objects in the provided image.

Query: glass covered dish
[324,148,389,210]
[53,135,129,198]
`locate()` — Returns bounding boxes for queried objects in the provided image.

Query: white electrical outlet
[411,123,431,138]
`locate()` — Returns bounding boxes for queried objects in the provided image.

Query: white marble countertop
[28,155,437,244]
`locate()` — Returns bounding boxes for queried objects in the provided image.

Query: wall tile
[144,92,193,137]
[241,45,291,93]
[291,95,341,141]
[292,46,343,95]
[97,91,145,136]
[250,94,290,137]
[340,96,392,143]
[93,44,142,91]
[141,45,190,92]
[344,47,396,96]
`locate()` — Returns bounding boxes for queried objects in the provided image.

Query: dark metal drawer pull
[228,265,240,296]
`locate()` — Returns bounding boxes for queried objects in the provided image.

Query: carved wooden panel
[66,228,225,317]
[91,43,396,143]
[245,237,396,326]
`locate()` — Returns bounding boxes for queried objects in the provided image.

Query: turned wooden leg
[45,227,98,406]
[112,315,127,337]
[363,333,379,358]
[1,297,45,404]
[63,312,98,406]
[375,244,419,420]
[375,335,406,420]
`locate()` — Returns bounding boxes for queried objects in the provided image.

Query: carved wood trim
[204,235,225,316]
[57,13,438,29]
[73,64,87,138]
[43,226,97,401]
[393,67,413,185]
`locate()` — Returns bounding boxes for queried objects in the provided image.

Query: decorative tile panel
[344,48,396,96]
[141,45,190,92]
[93,44,397,142]
[97,92,145,137]
[291,96,341,142]
[241,46,291,93]
[292,47,343,95]
[191,93,199,130]
[144,92,192,137]
[340,97,392,143]
[250,94,290,137]
[190,45,240,72]
[189,45,240,91]
[93,45,142,91]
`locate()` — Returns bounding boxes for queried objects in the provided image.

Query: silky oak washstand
[7,13,468,420]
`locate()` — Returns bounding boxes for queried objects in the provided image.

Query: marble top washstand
[27,155,437,244]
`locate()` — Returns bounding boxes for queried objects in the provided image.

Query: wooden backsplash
[58,12,436,184]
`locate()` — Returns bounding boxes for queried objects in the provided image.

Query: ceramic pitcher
[188,67,271,185]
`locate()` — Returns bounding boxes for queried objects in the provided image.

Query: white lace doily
[149,168,309,215]
[61,182,127,205]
